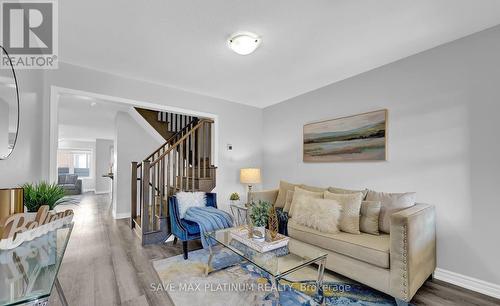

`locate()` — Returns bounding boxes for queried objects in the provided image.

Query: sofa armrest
[248,189,279,205]
[76,179,83,193]
[389,203,436,302]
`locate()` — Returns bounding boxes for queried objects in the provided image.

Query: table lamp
[240,168,261,204]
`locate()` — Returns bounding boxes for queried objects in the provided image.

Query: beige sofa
[250,188,436,304]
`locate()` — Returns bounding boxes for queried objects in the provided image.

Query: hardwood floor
[49,193,499,306]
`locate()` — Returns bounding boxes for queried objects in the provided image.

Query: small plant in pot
[249,200,271,242]
[22,182,68,219]
[229,192,240,205]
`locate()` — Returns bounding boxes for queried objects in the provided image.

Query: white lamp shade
[240,168,261,184]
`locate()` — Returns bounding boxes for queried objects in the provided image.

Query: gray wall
[95,138,113,194]
[113,112,162,218]
[262,26,500,285]
[0,70,45,187]
[46,63,264,209]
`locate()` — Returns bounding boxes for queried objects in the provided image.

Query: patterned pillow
[176,192,206,219]
[324,191,363,234]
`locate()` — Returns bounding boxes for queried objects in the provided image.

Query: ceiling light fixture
[228,32,261,55]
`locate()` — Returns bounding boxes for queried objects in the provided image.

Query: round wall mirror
[0,46,20,160]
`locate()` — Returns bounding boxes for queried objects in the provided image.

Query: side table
[229,203,248,226]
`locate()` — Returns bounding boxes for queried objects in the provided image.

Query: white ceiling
[58,95,131,141]
[60,0,500,108]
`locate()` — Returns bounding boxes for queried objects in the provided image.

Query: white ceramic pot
[252,226,266,242]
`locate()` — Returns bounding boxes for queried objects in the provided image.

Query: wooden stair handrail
[142,117,199,163]
[150,119,213,166]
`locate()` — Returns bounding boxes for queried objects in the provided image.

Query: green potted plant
[229,192,240,205]
[249,200,271,242]
[22,182,68,215]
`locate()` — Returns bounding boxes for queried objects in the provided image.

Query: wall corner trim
[434,268,500,299]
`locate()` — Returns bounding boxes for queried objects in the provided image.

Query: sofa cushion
[288,187,323,217]
[366,190,416,233]
[293,198,341,234]
[288,219,390,269]
[328,186,368,200]
[360,200,381,235]
[275,180,299,208]
[299,184,327,193]
[283,190,294,213]
[324,191,363,234]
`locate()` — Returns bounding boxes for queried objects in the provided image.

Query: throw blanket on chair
[184,206,234,249]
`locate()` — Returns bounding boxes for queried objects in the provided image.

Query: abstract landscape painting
[303,110,387,162]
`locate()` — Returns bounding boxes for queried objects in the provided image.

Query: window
[57,149,92,178]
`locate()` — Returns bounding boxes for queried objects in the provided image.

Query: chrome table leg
[55,277,69,306]
[316,257,326,305]
[205,242,213,276]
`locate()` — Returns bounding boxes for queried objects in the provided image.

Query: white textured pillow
[366,190,416,233]
[293,198,341,234]
[288,187,323,217]
[324,191,363,234]
[176,192,206,219]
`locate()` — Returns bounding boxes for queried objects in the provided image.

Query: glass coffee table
[0,223,73,306]
[206,226,328,305]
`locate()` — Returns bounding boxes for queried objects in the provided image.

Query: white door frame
[49,85,219,183]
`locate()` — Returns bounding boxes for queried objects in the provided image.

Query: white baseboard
[94,190,111,195]
[113,212,130,219]
[83,189,96,193]
[434,268,500,299]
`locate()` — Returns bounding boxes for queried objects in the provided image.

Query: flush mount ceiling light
[228,32,261,55]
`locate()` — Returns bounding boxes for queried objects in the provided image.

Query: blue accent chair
[169,193,217,259]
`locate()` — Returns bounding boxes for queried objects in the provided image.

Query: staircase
[131,110,216,245]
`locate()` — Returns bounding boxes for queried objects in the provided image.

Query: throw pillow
[360,201,381,235]
[293,198,341,234]
[328,186,368,200]
[176,192,206,219]
[366,190,416,233]
[288,187,323,217]
[324,191,363,234]
[283,190,294,213]
[299,184,327,193]
[275,180,298,208]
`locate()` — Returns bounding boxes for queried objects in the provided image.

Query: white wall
[95,138,113,194]
[58,139,96,192]
[0,99,8,157]
[113,112,162,218]
[262,26,500,286]
[46,63,264,209]
[0,70,46,187]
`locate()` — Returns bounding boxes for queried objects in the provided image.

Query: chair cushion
[288,219,390,268]
[180,219,200,235]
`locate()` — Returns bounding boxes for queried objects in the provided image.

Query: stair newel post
[131,162,138,228]
[141,160,151,234]
[166,150,171,198]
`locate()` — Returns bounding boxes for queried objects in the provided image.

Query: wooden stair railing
[131,118,215,245]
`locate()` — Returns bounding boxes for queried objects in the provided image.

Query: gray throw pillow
[360,201,381,235]
[366,190,416,233]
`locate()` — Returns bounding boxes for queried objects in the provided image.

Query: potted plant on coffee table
[249,200,271,242]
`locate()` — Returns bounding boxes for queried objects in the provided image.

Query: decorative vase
[252,226,266,242]
[230,199,240,206]
[268,205,279,241]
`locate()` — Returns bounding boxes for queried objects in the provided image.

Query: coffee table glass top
[0,223,73,306]
[207,226,327,279]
